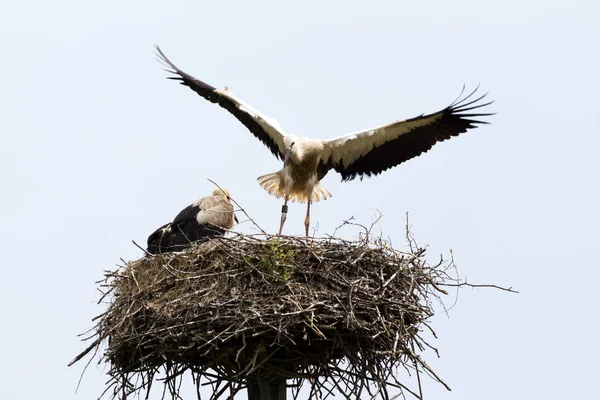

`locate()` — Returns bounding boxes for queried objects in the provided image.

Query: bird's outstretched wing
[320,87,494,181]
[155,46,288,160]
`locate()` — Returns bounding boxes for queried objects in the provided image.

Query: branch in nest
[441,281,519,293]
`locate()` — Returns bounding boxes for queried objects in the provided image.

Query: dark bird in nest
[147,188,238,254]
[155,46,494,237]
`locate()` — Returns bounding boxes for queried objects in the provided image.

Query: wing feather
[321,87,494,181]
[155,46,287,160]
[172,203,200,227]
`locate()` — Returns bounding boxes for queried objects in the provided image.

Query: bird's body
[147,188,236,254]
[258,136,331,203]
[155,46,494,236]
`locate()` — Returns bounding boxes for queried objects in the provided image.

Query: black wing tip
[153,45,189,80]
[153,45,170,65]
[448,85,496,120]
[450,84,487,105]
[153,45,180,77]
[152,46,218,93]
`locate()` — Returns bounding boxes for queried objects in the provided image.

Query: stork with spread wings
[156,46,494,236]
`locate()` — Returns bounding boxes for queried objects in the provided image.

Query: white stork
[155,46,494,236]
[147,188,237,254]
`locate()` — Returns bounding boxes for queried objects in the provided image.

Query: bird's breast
[285,159,317,184]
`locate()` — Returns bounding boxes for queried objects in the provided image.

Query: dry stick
[68,338,101,367]
[414,355,451,392]
[410,341,424,400]
[74,341,100,394]
[207,178,268,235]
[440,282,519,293]
[132,240,152,256]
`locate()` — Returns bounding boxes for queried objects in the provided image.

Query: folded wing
[146,196,235,254]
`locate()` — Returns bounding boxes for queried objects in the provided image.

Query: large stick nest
[74,227,456,399]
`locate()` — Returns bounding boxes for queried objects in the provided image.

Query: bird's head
[212,188,231,198]
[212,188,239,223]
[283,137,323,166]
[283,136,302,166]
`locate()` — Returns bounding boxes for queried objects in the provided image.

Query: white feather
[214,89,288,154]
[195,210,212,225]
[321,113,443,168]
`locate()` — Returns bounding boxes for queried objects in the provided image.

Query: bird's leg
[304,199,311,237]
[278,195,289,236]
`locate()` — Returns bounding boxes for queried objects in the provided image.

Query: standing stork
[147,188,237,254]
[155,46,494,236]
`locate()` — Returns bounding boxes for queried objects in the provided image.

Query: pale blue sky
[1,0,598,399]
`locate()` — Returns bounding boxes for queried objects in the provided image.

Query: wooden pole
[247,377,286,400]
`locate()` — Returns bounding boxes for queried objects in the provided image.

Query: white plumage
[156,46,494,236]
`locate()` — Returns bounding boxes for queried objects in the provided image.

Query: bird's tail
[311,181,332,202]
[257,172,286,199]
[257,172,332,203]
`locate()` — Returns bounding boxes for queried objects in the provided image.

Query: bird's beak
[283,148,291,166]
[234,214,239,224]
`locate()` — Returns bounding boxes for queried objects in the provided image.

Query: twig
[68,338,101,367]
[132,240,152,256]
[440,282,519,293]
